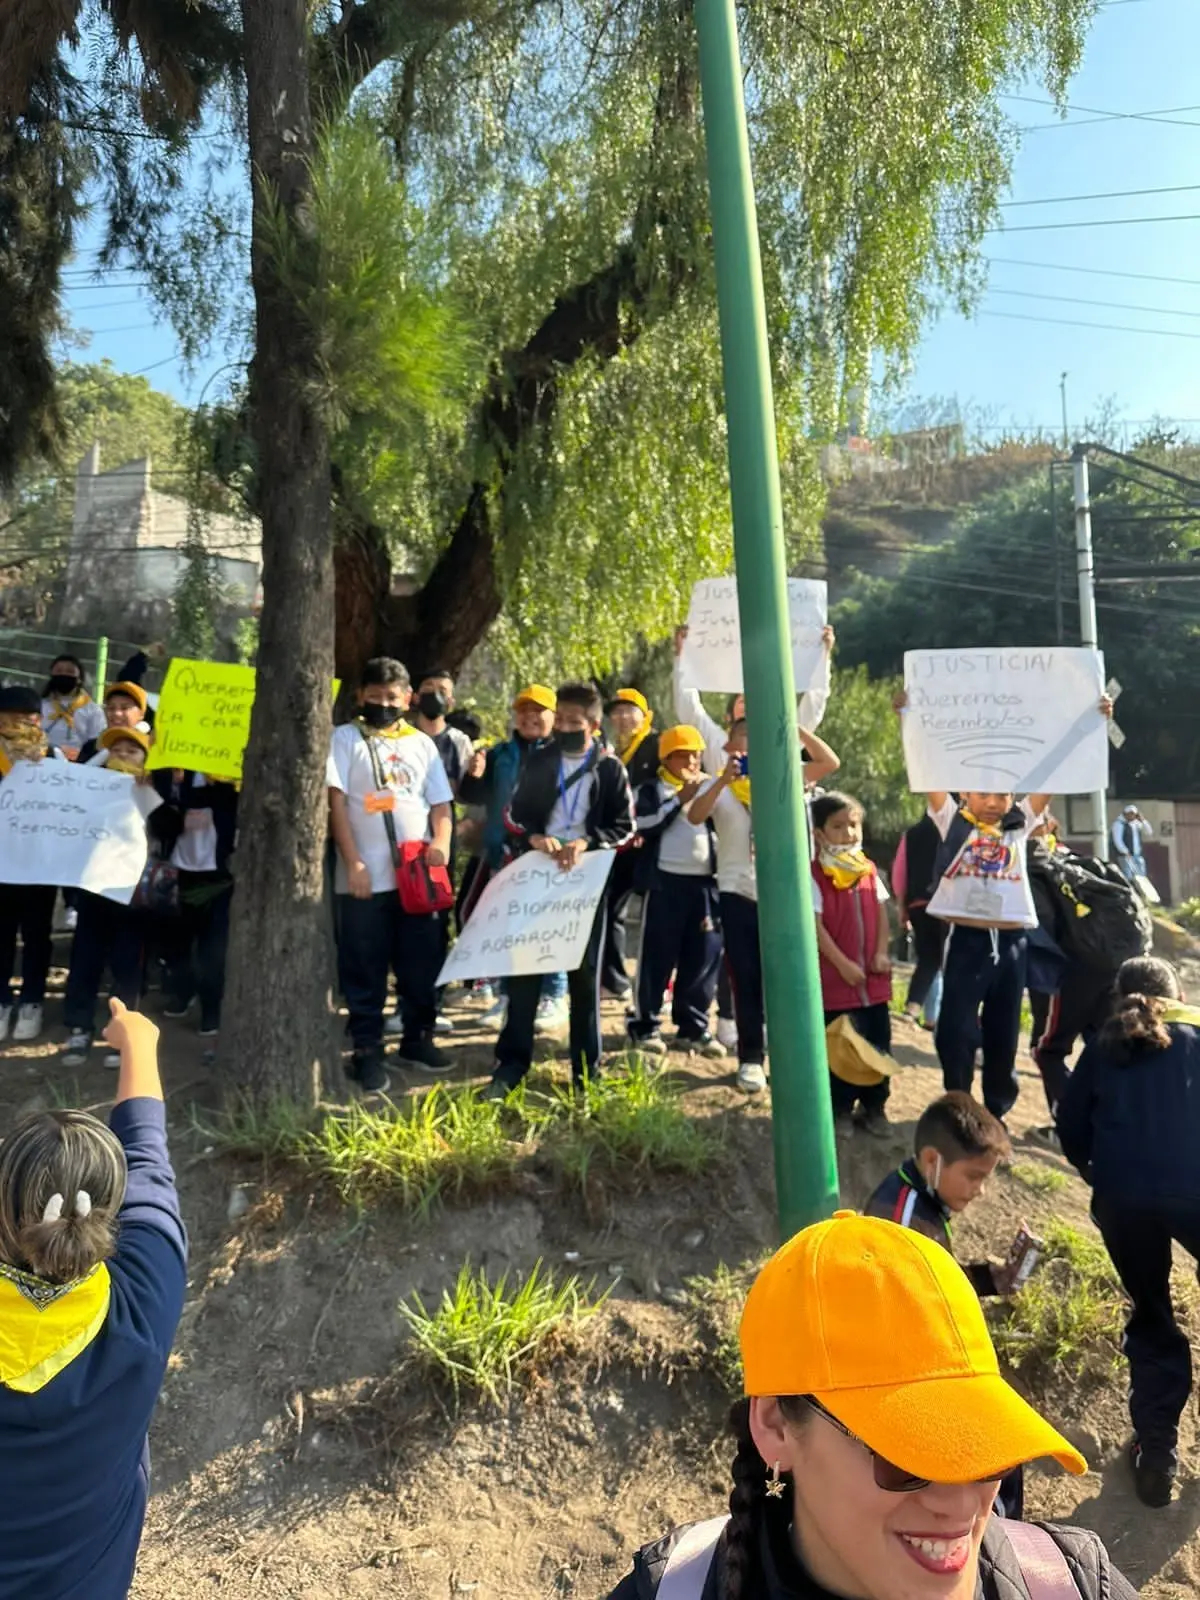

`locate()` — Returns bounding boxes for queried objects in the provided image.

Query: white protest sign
[680,577,828,694]
[437,851,616,985]
[902,647,1109,794]
[0,762,159,904]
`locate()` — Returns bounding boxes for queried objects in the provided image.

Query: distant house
[60,444,262,643]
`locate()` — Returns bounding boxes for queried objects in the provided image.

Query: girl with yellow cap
[605,1213,1134,1600]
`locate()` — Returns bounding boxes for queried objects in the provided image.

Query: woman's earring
[765,1461,786,1499]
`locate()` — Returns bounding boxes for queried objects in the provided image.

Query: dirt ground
[5,949,1200,1599]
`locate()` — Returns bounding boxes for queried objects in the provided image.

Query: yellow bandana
[105,757,144,777]
[961,808,1003,837]
[819,846,875,892]
[1162,1003,1200,1028]
[0,1261,111,1394]
[0,725,48,774]
[730,775,751,809]
[658,763,685,792]
[43,690,92,736]
[356,717,420,741]
[618,717,654,768]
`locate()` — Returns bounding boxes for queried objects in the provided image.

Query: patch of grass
[1177,897,1200,935]
[993,1221,1125,1377]
[1009,1161,1068,1196]
[549,1057,721,1190]
[685,1262,751,1392]
[304,1089,525,1214]
[199,1094,320,1158]
[400,1260,602,1402]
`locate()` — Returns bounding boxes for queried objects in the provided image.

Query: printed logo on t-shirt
[380,749,417,792]
[943,832,1017,920]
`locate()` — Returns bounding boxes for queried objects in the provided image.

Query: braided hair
[723,1397,809,1600]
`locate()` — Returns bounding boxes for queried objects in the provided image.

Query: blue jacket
[1057,1021,1200,1205]
[0,1099,188,1598]
[459,733,548,870]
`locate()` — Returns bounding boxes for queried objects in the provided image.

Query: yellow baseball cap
[99,725,151,755]
[658,724,706,761]
[104,680,148,713]
[740,1213,1087,1483]
[607,687,650,716]
[825,1015,896,1087]
[513,684,556,712]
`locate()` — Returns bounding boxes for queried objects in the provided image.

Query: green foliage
[1009,1161,1068,1196]
[548,1057,721,1191]
[399,1260,602,1402]
[993,1221,1125,1377]
[1177,898,1200,935]
[820,665,923,846]
[685,1262,753,1393]
[832,450,1200,796]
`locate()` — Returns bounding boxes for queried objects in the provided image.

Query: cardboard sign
[145,659,257,782]
[679,577,828,694]
[902,647,1109,794]
[0,762,160,904]
[437,851,616,985]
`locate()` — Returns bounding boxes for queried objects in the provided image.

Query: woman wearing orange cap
[606,1214,1134,1600]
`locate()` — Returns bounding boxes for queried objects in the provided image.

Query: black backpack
[1029,845,1152,972]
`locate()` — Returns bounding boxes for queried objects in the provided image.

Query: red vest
[812,860,892,1012]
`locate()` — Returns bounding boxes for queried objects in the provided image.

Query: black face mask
[49,674,80,696]
[418,690,448,720]
[558,729,590,756]
[360,702,403,729]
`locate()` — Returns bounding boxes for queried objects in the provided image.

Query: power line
[989,212,1200,235]
[1002,182,1200,209]
[988,286,1200,321]
[1008,95,1200,131]
[978,308,1200,341]
[988,255,1200,289]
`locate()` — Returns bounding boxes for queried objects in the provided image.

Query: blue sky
[60,0,1200,439]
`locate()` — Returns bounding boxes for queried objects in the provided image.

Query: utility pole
[695,0,838,1237]
[1060,372,1069,452]
[1049,463,1064,645]
[1071,445,1109,860]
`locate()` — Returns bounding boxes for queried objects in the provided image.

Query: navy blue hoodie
[0,1099,188,1598]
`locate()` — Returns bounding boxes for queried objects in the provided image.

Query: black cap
[0,685,41,715]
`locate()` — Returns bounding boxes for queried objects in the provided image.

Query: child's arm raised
[798,724,840,787]
[686,759,734,826]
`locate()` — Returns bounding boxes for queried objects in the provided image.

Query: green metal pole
[94,635,109,698]
[695,0,838,1237]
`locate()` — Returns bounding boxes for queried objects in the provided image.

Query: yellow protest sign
[145,659,258,781]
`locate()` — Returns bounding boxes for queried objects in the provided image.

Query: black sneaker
[349,1047,388,1091]
[1130,1441,1174,1508]
[396,1036,453,1075]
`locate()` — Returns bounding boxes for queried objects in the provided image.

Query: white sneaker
[474,983,496,1006]
[104,1050,121,1070]
[0,1005,12,1043]
[433,1015,455,1034]
[737,1061,767,1094]
[62,1031,92,1067]
[13,1003,44,1042]
[716,1017,739,1052]
[535,998,569,1035]
[384,1013,404,1036]
[64,907,78,932]
[479,997,508,1029]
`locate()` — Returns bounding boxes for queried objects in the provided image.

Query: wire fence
[0,629,143,693]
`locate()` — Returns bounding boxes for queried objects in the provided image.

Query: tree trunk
[223,0,338,1104]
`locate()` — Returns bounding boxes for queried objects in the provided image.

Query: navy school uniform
[628,774,722,1043]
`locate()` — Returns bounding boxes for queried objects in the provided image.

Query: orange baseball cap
[607,687,650,716]
[513,684,556,712]
[740,1213,1087,1483]
[658,724,706,761]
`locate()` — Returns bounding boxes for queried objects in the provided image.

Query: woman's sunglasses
[803,1397,1001,1493]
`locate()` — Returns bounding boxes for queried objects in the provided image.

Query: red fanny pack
[395,839,455,915]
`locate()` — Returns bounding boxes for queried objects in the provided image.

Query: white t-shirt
[811,872,889,914]
[41,696,106,752]
[545,750,600,844]
[926,797,1043,929]
[327,723,454,894]
[708,784,756,901]
[644,780,715,877]
[171,774,219,872]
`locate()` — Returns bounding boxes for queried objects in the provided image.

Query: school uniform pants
[165,871,233,1030]
[599,849,637,996]
[493,901,608,1087]
[824,1003,891,1114]
[905,905,946,1013]
[631,876,722,1041]
[1091,1192,1200,1471]
[63,892,144,1033]
[935,924,1027,1120]
[1033,967,1117,1116]
[719,892,764,1065]
[0,883,56,1005]
[337,890,442,1051]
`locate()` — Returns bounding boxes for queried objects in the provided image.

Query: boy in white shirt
[327,657,453,1092]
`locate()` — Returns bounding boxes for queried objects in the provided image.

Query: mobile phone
[733,753,749,778]
[1005,1224,1044,1288]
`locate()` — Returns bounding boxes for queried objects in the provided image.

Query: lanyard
[557,746,598,829]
